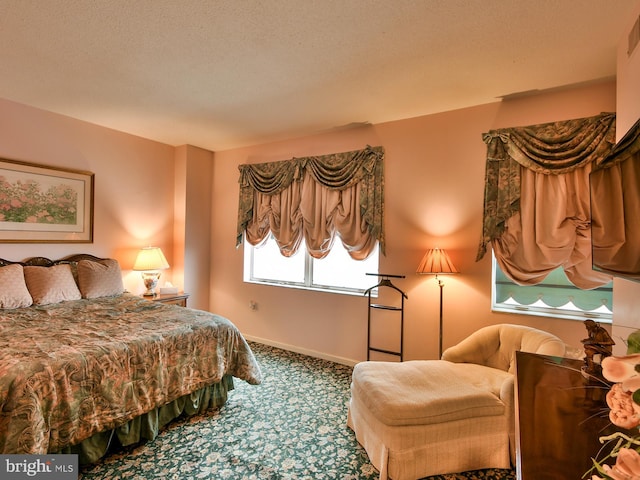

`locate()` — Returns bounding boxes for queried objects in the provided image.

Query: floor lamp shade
[416,248,458,275]
[417,248,458,358]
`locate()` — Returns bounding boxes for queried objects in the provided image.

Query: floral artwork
[0,158,93,243]
[0,176,78,224]
[588,341,640,479]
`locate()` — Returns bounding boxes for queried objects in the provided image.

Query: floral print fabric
[0,294,262,455]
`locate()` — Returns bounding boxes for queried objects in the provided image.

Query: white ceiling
[1,0,638,151]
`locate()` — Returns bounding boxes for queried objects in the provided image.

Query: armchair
[441,323,566,464]
[347,324,565,479]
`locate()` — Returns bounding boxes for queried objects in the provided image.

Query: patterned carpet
[80,342,516,479]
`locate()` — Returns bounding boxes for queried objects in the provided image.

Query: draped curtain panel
[591,117,640,279]
[477,113,616,289]
[236,145,384,260]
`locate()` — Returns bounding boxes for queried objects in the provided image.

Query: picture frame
[0,158,94,243]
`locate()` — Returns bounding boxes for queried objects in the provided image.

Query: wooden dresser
[515,351,632,480]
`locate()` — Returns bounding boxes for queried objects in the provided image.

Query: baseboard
[244,334,359,367]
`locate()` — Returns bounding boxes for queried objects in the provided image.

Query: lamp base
[141,272,161,297]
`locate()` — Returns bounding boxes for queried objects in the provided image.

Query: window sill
[244,278,377,298]
[492,304,612,324]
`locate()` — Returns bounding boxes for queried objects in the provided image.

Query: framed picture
[0,158,94,243]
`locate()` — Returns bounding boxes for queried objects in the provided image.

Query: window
[492,254,613,322]
[244,233,379,295]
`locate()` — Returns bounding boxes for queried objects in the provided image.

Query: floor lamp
[417,248,458,358]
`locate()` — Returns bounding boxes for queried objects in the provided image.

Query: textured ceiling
[1,0,638,151]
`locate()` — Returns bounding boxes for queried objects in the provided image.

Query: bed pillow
[0,264,33,309]
[77,259,125,298]
[24,264,82,305]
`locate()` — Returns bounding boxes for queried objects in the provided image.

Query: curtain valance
[236,145,385,259]
[596,116,640,171]
[477,112,616,262]
[237,145,383,193]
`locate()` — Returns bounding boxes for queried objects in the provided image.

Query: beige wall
[611,2,640,355]
[0,97,179,295]
[174,145,213,310]
[616,2,640,135]
[210,80,618,364]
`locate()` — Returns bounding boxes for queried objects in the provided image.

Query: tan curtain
[492,165,611,289]
[591,118,640,279]
[477,113,616,288]
[236,145,384,259]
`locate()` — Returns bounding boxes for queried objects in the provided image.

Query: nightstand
[146,292,190,307]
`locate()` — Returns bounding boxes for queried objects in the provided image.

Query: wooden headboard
[0,254,107,267]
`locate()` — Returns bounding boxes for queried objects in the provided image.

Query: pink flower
[602,355,640,383]
[598,448,640,480]
[607,384,640,429]
[617,448,640,477]
[603,356,640,396]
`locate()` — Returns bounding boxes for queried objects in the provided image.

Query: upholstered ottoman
[347,360,512,480]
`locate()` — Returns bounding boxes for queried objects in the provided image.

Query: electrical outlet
[249,301,258,311]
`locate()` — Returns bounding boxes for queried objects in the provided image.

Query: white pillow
[0,264,33,309]
[77,259,125,298]
[24,264,82,305]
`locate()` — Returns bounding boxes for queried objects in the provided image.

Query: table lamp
[133,246,169,296]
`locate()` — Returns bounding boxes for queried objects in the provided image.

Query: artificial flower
[602,355,640,384]
[592,448,640,480]
[616,448,640,478]
[588,332,640,480]
[607,383,640,429]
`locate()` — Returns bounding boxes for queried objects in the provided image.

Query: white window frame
[243,234,380,296]
[491,253,613,323]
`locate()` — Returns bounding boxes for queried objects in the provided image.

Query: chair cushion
[351,360,506,427]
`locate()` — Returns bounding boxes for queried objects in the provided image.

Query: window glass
[492,254,613,322]
[244,234,379,295]
[313,242,379,291]
[251,236,305,284]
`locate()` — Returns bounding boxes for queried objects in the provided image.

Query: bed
[0,254,262,464]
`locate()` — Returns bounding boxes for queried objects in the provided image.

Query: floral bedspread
[0,294,262,454]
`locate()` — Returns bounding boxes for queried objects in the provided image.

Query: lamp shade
[416,248,458,275]
[133,247,170,271]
